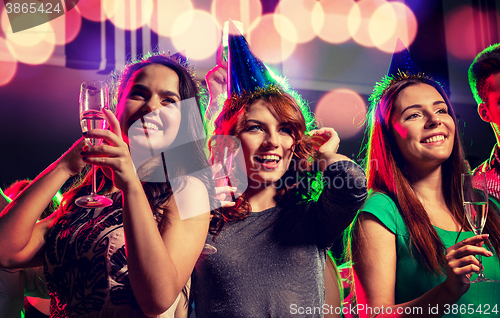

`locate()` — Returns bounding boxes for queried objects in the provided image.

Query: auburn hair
[211,88,320,230]
[349,77,500,274]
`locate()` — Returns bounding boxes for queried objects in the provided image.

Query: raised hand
[80,109,138,191]
[308,127,350,171]
[205,46,228,120]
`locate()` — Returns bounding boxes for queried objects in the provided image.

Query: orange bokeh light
[275,0,316,43]
[0,37,18,86]
[315,88,366,139]
[211,0,262,32]
[445,6,485,60]
[348,0,387,48]
[171,10,221,61]
[151,0,193,38]
[312,0,356,44]
[6,36,55,65]
[248,14,297,64]
[370,2,417,53]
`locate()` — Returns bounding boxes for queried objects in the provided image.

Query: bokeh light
[348,0,387,48]
[48,5,82,45]
[0,37,18,86]
[312,0,356,44]
[445,6,485,60]
[105,0,154,31]
[152,0,193,38]
[171,10,221,61]
[76,0,104,22]
[275,0,316,43]
[248,14,297,64]
[6,35,56,65]
[211,0,262,32]
[315,88,366,139]
[1,8,53,47]
[370,2,417,53]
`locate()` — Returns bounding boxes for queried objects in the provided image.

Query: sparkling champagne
[463,201,488,235]
[80,110,107,146]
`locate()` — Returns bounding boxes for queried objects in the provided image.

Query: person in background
[348,40,500,318]
[469,43,500,200]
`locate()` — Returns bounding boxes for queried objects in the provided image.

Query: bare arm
[324,256,341,318]
[84,110,210,316]
[0,139,86,268]
[121,177,209,317]
[353,213,491,318]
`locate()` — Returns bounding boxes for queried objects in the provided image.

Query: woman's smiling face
[117,64,182,154]
[237,99,295,188]
[390,83,455,170]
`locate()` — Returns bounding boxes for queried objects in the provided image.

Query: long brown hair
[49,53,218,234]
[350,77,500,273]
[212,87,319,229]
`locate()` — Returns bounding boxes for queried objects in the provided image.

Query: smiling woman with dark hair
[0,52,215,318]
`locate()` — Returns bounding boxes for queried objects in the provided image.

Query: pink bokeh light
[211,0,262,32]
[275,0,317,44]
[315,88,366,139]
[0,37,17,86]
[248,14,297,64]
[445,5,488,60]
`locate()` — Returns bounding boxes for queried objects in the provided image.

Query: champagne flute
[75,81,113,208]
[201,136,240,255]
[461,171,497,283]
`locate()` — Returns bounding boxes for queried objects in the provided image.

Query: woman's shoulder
[171,176,208,198]
[161,176,210,219]
[363,191,397,210]
[360,191,406,234]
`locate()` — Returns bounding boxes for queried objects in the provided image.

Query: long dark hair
[50,53,220,234]
[211,86,320,230]
[348,77,500,274]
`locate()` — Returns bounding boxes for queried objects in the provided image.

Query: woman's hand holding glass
[445,234,493,293]
[80,109,139,192]
[76,81,114,207]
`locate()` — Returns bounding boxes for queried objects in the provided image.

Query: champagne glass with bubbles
[75,80,113,208]
[461,171,497,283]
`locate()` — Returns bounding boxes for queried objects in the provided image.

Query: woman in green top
[348,45,500,317]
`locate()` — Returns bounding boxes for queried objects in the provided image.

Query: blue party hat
[227,20,276,98]
[387,39,421,77]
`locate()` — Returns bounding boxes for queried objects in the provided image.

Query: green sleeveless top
[362,192,500,317]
